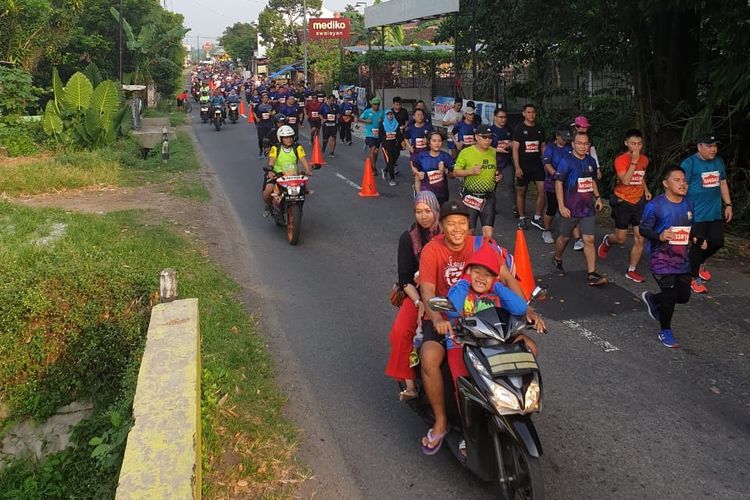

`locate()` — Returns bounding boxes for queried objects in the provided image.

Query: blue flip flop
[421,428,447,456]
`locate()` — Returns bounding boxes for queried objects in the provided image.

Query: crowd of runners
[189,63,733,349]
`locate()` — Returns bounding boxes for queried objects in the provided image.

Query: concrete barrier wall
[116,298,201,499]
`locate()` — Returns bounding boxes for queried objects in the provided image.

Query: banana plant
[42,68,129,148]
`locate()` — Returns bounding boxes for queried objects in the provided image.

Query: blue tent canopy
[268,63,303,79]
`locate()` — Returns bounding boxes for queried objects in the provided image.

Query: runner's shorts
[611,198,645,229]
[322,124,337,141]
[517,160,545,186]
[365,137,381,148]
[559,215,595,238]
[462,190,496,229]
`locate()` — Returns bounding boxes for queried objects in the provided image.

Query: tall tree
[219,22,258,64]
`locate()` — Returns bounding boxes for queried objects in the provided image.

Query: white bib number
[629,170,645,185]
[669,226,691,245]
[525,141,539,153]
[415,137,426,148]
[701,171,720,188]
[463,194,485,211]
[372,128,379,137]
[327,114,335,121]
[427,170,444,185]
[287,117,297,124]
[262,112,270,120]
[496,140,510,152]
[463,135,475,145]
[577,177,594,193]
[385,131,397,140]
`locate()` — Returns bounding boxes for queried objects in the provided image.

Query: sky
[170,0,361,46]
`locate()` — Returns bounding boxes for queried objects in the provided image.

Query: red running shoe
[691,278,708,294]
[597,235,610,259]
[625,269,646,283]
[698,264,712,281]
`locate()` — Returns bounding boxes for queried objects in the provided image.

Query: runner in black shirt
[512,104,546,230]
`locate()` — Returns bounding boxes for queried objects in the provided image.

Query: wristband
[413,298,421,307]
[725,203,732,207]
[595,196,601,199]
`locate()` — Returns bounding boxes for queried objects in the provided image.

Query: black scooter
[228,102,239,123]
[403,288,547,500]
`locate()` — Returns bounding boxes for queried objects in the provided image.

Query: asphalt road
[190,109,750,499]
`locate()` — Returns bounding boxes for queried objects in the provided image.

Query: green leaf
[112,105,130,136]
[83,62,103,88]
[110,7,136,47]
[52,67,66,113]
[84,107,103,139]
[63,72,94,111]
[88,436,103,446]
[90,80,121,116]
[42,100,63,136]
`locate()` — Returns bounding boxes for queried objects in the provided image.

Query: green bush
[0,125,38,156]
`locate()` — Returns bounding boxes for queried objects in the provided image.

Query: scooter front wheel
[286,204,302,245]
[493,434,544,500]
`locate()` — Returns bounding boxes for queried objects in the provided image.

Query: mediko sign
[308,17,350,40]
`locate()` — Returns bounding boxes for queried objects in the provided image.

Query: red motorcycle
[270,174,309,245]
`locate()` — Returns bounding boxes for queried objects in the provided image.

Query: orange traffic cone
[359,158,379,197]
[239,100,245,116]
[310,134,327,167]
[513,228,536,299]
[247,105,255,124]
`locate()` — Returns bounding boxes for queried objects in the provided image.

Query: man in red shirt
[417,200,544,454]
[597,129,652,282]
[305,92,324,145]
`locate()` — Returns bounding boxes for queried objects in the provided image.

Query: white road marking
[561,319,620,352]
[335,172,362,190]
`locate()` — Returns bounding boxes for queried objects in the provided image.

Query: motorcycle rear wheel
[494,435,544,500]
[286,204,302,245]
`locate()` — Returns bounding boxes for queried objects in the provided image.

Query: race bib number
[310,111,319,118]
[327,114,336,121]
[261,112,270,120]
[463,194,485,211]
[372,129,379,137]
[669,226,691,245]
[577,177,594,193]
[463,135,475,145]
[287,117,296,124]
[385,131,397,140]
[427,170,444,185]
[525,141,539,153]
[345,109,352,115]
[415,137,426,148]
[701,171,720,188]
[629,170,645,185]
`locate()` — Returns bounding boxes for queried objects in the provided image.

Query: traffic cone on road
[247,106,254,124]
[239,100,245,116]
[513,228,536,299]
[359,158,379,197]
[310,134,327,167]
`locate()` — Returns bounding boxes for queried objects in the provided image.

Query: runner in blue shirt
[680,133,733,294]
[413,131,454,204]
[358,97,385,172]
[490,108,515,217]
[320,94,340,157]
[278,96,301,138]
[553,131,607,286]
[403,108,434,175]
[338,96,356,145]
[540,127,573,243]
[450,108,478,152]
[640,166,700,348]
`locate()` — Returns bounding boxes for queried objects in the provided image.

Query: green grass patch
[0,151,120,196]
[112,132,201,188]
[142,108,188,127]
[0,203,301,497]
[165,174,211,201]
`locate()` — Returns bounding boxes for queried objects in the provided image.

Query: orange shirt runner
[613,152,649,205]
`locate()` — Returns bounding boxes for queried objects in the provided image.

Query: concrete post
[160,269,177,302]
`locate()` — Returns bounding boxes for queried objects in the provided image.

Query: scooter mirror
[427,296,455,313]
[528,285,548,303]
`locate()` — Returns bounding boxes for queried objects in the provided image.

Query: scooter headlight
[524,377,541,413]
[467,349,521,414]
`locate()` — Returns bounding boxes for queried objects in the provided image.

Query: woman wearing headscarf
[385,191,442,400]
[379,109,403,186]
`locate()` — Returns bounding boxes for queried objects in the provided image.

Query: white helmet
[277,125,295,140]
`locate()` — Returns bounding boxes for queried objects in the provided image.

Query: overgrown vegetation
[0,204,302,497]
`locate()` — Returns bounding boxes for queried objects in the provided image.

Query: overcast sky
[170,0,360,45]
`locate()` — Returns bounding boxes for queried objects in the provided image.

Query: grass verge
[0,203,301,498]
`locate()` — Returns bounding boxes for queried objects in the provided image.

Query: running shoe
[698,264,712,281]
[530,216,545,231]
[329,152,335,157]
[691,278,708,294]
[518,217,529,230]
[258,153,265,159]
[389,179,397,187]
[587,272,608,286]
[553,256,565,276]
[625,269,646,283]
[541,230,554,244]
[658,329,680,348]
[641,291,659,322]
[262,208,271,218]
[597,234,610,259]
[573,238,584,251]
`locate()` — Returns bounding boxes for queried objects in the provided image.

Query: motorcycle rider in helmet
[210,88,226,124]
[262,125,312,217]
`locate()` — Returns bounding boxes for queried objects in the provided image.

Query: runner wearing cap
[597,129,652,282]
[359,97,385,173]
[572,115,601,180]
[453,124,502,240]
[450,107,478,153]
[541,126,573,244]
[553,131,608,286]
[512,104,547,231]
[681,133,733,294]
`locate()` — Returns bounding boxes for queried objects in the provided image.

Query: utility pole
[119,0,123,83]
[303,0,308,85]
